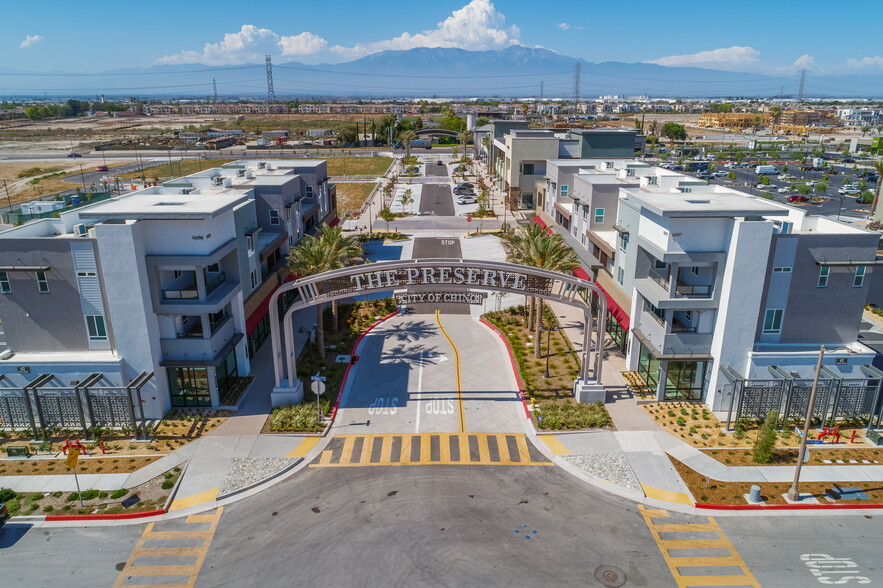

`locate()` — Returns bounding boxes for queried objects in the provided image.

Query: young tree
[379,207,396,232]
[401,189,413,214]
[752,411,778,464]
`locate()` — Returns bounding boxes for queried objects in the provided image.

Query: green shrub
[676,417,686,427]
[535,401,611,430]
[161,480,175,490]
[43,505,53,512]
[0,488,16,503]
[110,489,128,500]
[753,411,778,464]
[269,404,324,432]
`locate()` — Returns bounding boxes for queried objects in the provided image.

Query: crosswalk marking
[112,507,223,588]
[639,505,760,588]
[310,433,552,467]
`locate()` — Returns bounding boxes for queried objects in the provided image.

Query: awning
[533,214,546,229]
[328,216,340,227]
[246,285,280,332]
[595,281,630,331]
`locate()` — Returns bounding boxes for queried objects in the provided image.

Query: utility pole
[266,55,276,104]
[787,345,824,502]
[213,78,218,103]
[539,80,544,102]
[2,179,12,214]
[572,63,582,114]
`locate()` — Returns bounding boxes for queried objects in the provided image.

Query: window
[288,235,294,247]
[35,271,49,293]
[854,266,866,288]
[173,270,183,280]
[206,263,220,273]
[560,185,568,199]
[246,235,255,253]
[582,205,589,222]
[168,367,211,408]
[522,163,534,175]
[76,271,96,277]
[594,208,605,223]
[305,186,314,198]
[683,311,693,322]
[86,315,107,340]
[691,267,700,276]
[286,207,292,221]
[647,301,665,322]
[0,271,10,294]
[620,232,629,253]
[818,266,830,288]
[654,259,667,270]
[773,266,792,273]
[250,269,259,289]
[269,209,280,225]
[617,266,625,285]
[581,233,586,245]
[762,309,783,334]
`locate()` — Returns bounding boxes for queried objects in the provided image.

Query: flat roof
[78,190,248,220]
[624,188,789,217]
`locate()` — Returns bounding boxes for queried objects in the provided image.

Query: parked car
[696,172,714,180]
[97,165,108,172]
[715,171,728,177]
[457,196,478,205]
[756,183,768,189]
[787,195,810,203]
[67,152,81,158]
[453,187,474,195]
[844,188,860,195]
[777,187,789,194]
[455,182,474,189]
[436,160,444,165]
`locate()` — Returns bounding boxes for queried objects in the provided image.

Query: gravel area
[562,453,640,492]
[219,457,297,496]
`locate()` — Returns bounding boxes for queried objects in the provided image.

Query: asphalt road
[419,183,455,217]
[410,237,469,314]
[60,161,154,185]
[425,161,450,176]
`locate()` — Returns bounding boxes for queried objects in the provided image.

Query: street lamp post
[539,324,560,379]
[299,324,321,421]
[787,345,825,502]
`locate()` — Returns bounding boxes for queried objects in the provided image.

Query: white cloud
[846,56,883,69]
[20,35,42,48]
[646,46,761,68]
[157,25,326,65]
[557,23,571,30]
[793,54,815,69]
[279,32,327,56]
[329,0,521,60]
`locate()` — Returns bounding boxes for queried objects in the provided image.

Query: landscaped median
[481,306,612,431]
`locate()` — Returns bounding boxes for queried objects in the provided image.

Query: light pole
[787,345,825,502]
[299,324,321,421]
[539,324,560,379]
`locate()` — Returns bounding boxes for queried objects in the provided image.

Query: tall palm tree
[399,129,417,164]
[870,161,883,218]
[457,129,471,163]
[506,223,547,332]
[286,224,363,359]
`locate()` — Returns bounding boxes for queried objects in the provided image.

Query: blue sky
[3,0,882,75]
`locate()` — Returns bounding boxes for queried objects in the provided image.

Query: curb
[215,457,303,501]
[45,508,166,522]
[696,501,883,511]
[162,460,190,512]
[478,318,530,420]
[330,310,399,422]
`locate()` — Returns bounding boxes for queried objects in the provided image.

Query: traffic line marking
[641,483,694,506]
[168,487,220,512]
[536,434,573,455]
[286,437,321,457]
[435,310,465,433]
[639,505,760,588]
[113,507,223,588]
[310,433,552,467]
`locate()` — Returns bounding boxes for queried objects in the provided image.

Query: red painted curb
[695,502,883,511]
[479,318,530,419]
[45,508,166,521]
[330,310,400,421]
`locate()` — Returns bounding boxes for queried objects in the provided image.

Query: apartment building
[698,112,771,129]
[0,160,337,426]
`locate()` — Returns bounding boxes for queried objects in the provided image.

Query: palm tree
[506,223,546,331]
[379,207,396,232]
[869,161,883,218]
[399,129,417,164]
[526,234,579,359]
[457,129,471,163]
[771,106,782,127]
[286,224,363,359]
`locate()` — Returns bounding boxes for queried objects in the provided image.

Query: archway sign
[268,259,607,407]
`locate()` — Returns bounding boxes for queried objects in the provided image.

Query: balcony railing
[646,308,666,327]
[670,321,698,333]
[208,312,229,333]
[177,324,204,338]
[648,268,669,291]
[206,271,226,296]
[163,287,198,300]
[675,283,712,297]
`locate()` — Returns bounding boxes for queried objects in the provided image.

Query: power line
[266,55,275,103]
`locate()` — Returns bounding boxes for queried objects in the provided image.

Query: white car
[457,196,478,205]
[715,171,728,177]
[778,187,789,194]
[756,183,768,189]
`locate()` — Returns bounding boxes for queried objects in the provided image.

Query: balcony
[163,285,199,300]
[206,271,226,296]
[648,268,669,290]
[675,282,712,297]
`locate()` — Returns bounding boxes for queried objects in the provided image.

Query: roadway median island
[482,306,612,431]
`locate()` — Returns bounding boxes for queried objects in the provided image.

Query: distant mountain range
[2,46,881,99]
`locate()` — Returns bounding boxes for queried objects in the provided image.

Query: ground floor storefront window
[664,360,707,401]
[215,348,238,400]
[168,367,211,407]
[247,314,271,358]
[636,342,660,391]
[606,313,628,353]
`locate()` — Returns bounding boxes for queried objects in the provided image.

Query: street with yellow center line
[435,309,465,433]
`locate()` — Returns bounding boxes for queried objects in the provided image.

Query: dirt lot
[0,455,159,476]
[701,445,883,467]
[336,182,376,213]
[0,160,135,204]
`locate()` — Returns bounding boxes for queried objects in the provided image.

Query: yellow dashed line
[286,437,321,457]
[639,505,760,588]
[168,487,220,512]
[435,310,465,433]
[641,483,694,506]
[536,434,573,455]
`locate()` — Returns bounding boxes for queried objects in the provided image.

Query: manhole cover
[594,565,626,588]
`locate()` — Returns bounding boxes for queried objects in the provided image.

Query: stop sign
[466,216,472,222]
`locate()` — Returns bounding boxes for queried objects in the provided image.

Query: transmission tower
[797,68,807,103]
[265,55,276,103]
[213,78,218,103]
[539,80,544,102]
[572,63,582,114]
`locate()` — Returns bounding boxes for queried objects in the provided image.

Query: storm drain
[594,565,626,588]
